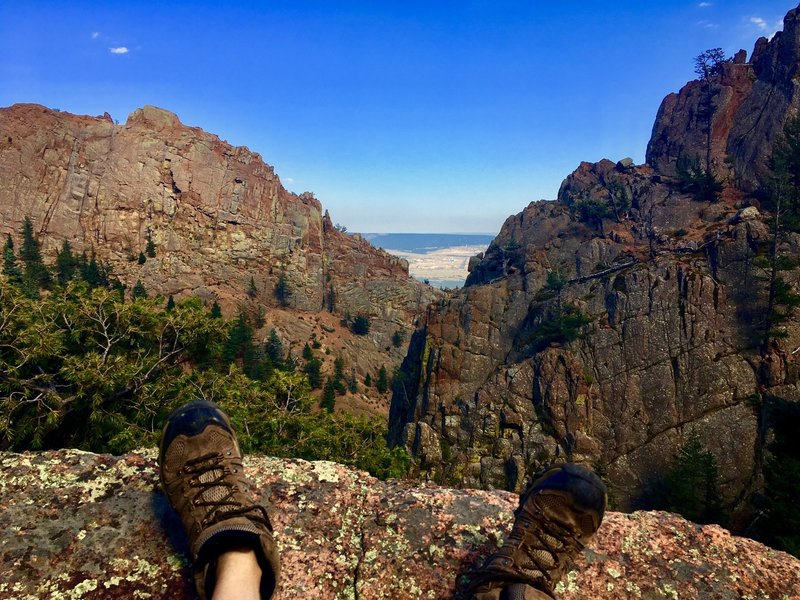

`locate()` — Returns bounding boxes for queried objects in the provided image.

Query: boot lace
[184,452,272,529]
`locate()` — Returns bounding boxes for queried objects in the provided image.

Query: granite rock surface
[1,449,798,600]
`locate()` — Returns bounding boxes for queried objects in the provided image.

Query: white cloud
[109,47,129,55]
[91,31,100,39]
[284,177,295,184]
[698,2,712,7]
[697,19,719,29]
[750,16,768,30]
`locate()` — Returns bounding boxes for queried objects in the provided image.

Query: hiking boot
[159,400,281,600]
[462,463,606,600]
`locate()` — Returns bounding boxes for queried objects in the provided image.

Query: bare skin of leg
[212,548,263,600]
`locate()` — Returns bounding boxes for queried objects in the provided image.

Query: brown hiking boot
[159,400,281,600]
[461,463,606,600]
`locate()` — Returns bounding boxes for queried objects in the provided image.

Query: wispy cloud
[91,31,100,39]
[109,46,129,55]
[750,16,768,30]
[698,2,712,7]
[284,177,295,184]
[697,19,719,29]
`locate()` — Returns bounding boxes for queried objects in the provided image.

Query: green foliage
[530,303,592,350]
[694,48,727,81]
[210,301,223,319]
[55,240,77,285]
[0,276,409,480]
[166,295,176,312]
[131,279,148,299]
[20,217,50,293]
[676,155,722,202]
[534,270,567,301]
[571,198,610,234]
[364,373,372,387]
[760,397,800,557]
[320,377,336,412]
[352,314,370,335]
[146,237,156,258]
[137,252,146,265]
[247,276,258,299]
[304,356,323,389]
[376,365,389,393]
[265,329,284,369]
[391,330,405,348]
[2,235,21,284]
[661,434,723,524]
[274,272,290,306]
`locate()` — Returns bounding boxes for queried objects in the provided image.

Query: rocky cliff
[1,449,798,599]
[0,104,438,390]
[647,5,800,189]
[389,5,800,513]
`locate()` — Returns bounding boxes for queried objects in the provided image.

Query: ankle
[212,547,263,600]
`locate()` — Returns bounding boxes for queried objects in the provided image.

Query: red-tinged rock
[0,450,798,599]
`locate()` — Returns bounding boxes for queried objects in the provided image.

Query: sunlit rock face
[0,103,439,375]
[389,3,800,513]
[1,449,798,599]
[647,6,800,190]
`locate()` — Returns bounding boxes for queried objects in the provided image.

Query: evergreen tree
[2,235,22,284]
[19,217,50,290]
[376,365,389,393]
[131,279,148,300]
[364,373,372,388]
[304,357,323,389]
[210,301,223,319]
[320,377,337,412]
[81,252,102,288]
[352,315,370,335]
[265,329,285,369]
[662,434,723,524]
[146,237,156,258]
[166,295,176,312]
[333,356,347,395]
[247,276,258,298]
[274,272,290,306]
[223,312,254,364]
[138,252,147,265]
[302,343,313,361]
[54,240,77,285]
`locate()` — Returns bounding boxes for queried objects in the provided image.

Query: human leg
[159,400,280,600]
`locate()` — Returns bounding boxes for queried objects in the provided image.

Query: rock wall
[0,104,438,364]
[389,3,800,511]
[646,5,800,190]
[1,449,798,599]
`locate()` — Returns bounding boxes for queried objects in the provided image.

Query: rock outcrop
[1,449,798,599]
[647,6,800,189]
[389,5,800,512]
[0,104,439,386]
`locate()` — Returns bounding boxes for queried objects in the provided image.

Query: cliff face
[2,449,798,599]
[647,6,800,189]
[389,6,800,511]
[0,104,438,372]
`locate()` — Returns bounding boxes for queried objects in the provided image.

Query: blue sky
[0,1,793,233]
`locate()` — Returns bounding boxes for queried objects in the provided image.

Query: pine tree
[131,279,148,299]
[364,373,372,388]
[138,252,147,265]
[19,217,50,290]
[320,377,337,412]
[210,301,223,319]
[55,240,77,285]
[166,295,176,312]
[376,365,389,393]
[302,343,313,361]
[146,237,156,258]
[2,235,22,284]
[247,276,258,298]
[265,329,285,369]
[274,272,290,306]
